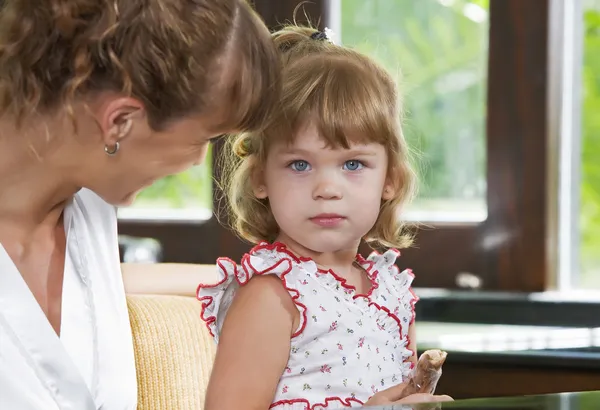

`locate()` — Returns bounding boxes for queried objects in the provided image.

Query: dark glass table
[368,390,600,409]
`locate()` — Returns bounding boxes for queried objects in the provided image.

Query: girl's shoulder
[212,241,315,287]
[197,242,312,342]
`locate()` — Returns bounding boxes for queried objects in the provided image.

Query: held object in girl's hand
[400,349,448,397]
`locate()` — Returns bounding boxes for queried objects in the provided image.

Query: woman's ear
[99,97,145,146]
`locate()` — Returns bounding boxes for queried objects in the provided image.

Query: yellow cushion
[127,294,216,410]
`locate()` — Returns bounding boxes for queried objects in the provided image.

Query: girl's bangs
[278,54,399,148]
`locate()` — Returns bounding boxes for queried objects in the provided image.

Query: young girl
[197,25,452,409]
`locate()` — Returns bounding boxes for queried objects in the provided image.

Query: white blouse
[0,189,137,410]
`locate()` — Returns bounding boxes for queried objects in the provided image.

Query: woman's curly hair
[0,0,280,132]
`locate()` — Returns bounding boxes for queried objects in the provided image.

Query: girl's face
[255,121,395,254]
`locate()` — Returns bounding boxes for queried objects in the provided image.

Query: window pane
[580,0,600,287]
[338,0,489,222]
[117,147,213,222]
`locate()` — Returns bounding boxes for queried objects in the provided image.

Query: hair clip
[310,31,327,40]
[310,27,336,44]
[324,27,335,43]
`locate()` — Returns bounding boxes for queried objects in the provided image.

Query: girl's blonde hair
[220,24,417,250]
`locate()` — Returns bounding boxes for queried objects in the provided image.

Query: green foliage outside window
[134,146,213,210]
[340,0,488,213]
[581,2,600,285]
[132,0,600,287]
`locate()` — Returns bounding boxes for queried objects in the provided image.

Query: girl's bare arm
[408,322,418,367]
[204,275,300,410]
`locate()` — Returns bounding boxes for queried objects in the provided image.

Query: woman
[0,0,280,409]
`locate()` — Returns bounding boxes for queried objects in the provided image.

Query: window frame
[118,0,553,293]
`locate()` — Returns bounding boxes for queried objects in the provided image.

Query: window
[579,0,600,288]
[338,0,551,292]
[117,148,213,222]
[563,0,600,289]
[334,0,489,223]
[550,0,600,290]
[119,0,555,294]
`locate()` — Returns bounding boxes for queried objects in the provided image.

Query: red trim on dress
[261,241,381,298]
[270,396,364,409]
[196,257,237,338]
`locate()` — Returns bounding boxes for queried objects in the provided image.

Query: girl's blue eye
[343,160,363,171]
[290,160,311,172]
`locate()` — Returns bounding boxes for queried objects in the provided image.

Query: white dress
[198,242,418,409]
[0,189,137,410]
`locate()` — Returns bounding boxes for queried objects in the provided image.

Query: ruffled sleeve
[367,249,419,328]
[197,243,307,343]
[363,249,419,374]
[196,257,240,343]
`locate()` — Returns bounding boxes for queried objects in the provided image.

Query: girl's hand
[364,383,453,407]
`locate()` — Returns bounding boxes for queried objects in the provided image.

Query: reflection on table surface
[367,390,600,410]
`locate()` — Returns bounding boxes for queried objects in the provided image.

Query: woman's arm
[121,263,218,296]
[204,275,299,410]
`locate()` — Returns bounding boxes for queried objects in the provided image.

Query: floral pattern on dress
[197,242,418,409]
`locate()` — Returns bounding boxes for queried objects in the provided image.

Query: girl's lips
[309,214,346,227]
